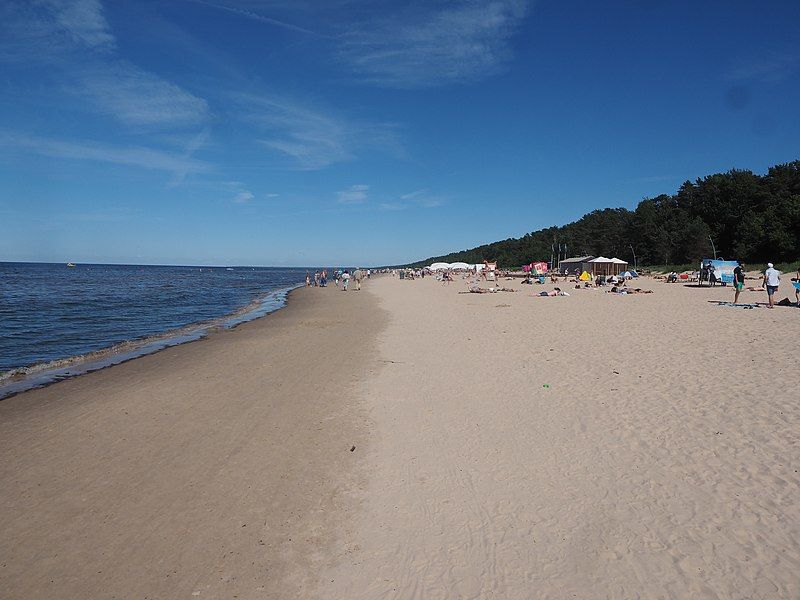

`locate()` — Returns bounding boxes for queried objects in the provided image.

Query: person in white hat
[762,262,781,308]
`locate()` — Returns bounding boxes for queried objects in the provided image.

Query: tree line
[408,160,800,268]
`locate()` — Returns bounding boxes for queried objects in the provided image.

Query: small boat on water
[226,267,234,271]
[67,263,76,267]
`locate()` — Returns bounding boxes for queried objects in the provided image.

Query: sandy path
[0,285,385,599]
[322,275,799,599]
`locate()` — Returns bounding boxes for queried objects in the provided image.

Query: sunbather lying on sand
[464,284,516,294]
[537,287,570,297]
[609,286,653,294]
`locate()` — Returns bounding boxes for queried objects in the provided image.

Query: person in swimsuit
[733,262,745,304]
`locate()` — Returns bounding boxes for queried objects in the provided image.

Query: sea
[0,262,314,399]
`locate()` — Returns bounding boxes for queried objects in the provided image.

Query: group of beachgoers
[396,261,799,308]
[662,262,798,308]
[305,268,370,291]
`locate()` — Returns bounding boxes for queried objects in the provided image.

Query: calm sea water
[0,262,311,397]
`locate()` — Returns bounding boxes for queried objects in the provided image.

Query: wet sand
[0,283,385,599]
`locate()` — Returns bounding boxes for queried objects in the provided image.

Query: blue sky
[1,0,798,266]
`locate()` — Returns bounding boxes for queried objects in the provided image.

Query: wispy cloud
[2,0,209,131]
[337,184,369,204]
[339,0,529,88]
[76,61,210,127]
[378,189,446,211]
[0,0,114,62]
[400,189,445,208]
[1,132,210,175]
[233,93,399,170]
[185,0,325,37]
[233,189,255,203]
[45,0,116,48]
[726,52,800,83]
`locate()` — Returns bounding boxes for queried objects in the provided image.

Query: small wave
[0,283,303,400]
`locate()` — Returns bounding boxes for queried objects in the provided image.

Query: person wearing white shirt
[762,262,781,308]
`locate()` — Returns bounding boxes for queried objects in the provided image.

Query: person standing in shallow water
[733,262,745,304]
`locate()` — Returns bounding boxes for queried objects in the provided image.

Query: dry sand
[2,274,799,599]
[320,274,799,599]
[0,284,385,599]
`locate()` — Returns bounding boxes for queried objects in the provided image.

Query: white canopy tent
[588,256,628,276]
[429,262,451,271]
[427,262,483,271]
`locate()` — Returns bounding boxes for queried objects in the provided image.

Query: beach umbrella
[579,271,591,281]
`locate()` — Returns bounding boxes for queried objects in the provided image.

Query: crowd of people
[305,268,371,291]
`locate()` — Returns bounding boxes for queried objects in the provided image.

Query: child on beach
[341,270,350,291]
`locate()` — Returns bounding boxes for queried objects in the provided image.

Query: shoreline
[0,282,305,401]
[0,281,387,599]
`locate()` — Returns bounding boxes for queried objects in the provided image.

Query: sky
[1,0,799,267]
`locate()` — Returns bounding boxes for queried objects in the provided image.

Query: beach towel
[713,301,758,309]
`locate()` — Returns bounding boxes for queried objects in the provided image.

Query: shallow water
[0,262,315,398]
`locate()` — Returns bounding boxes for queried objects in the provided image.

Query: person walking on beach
[353,268,363,291]
[305,272,311,287]
[341,270,350,291]
[762,263,781,308]
[795,269,800,306]
[733,262,745,304]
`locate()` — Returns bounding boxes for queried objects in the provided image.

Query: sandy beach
[0,284,386,599]
[2,274,799,599]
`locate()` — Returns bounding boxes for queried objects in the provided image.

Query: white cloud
[185,0,323,36]
[379,202,407,211]
[339,0,529,88]
[44,0,115,48]
[1,132,210,175]
[233,190,255,203]
[76,61,210,127]
[0,0,114,63]
[234,93,399,170]
[398,189,445,208]
[337,184,369,204]
[1,1,209,131]
[726,52,800,83]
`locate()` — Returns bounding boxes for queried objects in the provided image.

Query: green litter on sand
[543,384,550,389]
